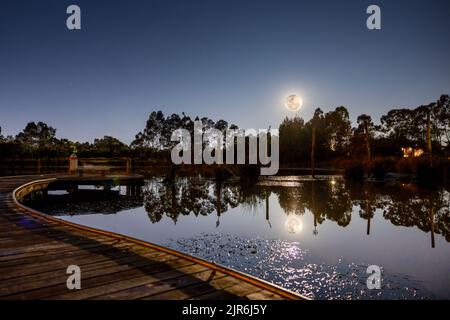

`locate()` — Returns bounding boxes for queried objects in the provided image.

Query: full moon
[285,94,303,112]
[285,216,303,234]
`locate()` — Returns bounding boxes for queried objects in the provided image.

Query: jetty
[0,174,306,300]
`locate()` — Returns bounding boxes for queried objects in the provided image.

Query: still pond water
[27,176,450,299]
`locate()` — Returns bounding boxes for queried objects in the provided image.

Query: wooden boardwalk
[0,175,305,300]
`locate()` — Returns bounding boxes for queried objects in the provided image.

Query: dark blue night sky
[1,0,449,143]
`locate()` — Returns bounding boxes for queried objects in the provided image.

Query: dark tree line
[279,95,450,165]
[0,121,129,158]
[130,111,238,159]
[0,112,238,160]
[1,94,449,166]
[279,106,353,165]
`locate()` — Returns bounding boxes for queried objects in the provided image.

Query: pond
[25,176,450,300]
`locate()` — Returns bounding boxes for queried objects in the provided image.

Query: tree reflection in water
[141,178,450,245]
[26,189,144,216]
[143,178,244,225]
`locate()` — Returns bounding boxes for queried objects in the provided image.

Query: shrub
[370,159,386,181]
[395,158,416,175]
[343,160,365,181]
[416,158,447,186]
[367,157,395,180]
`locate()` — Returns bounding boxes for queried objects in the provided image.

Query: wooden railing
[74,158,132,176]
[0,158,68,176]
[0,157,171,177]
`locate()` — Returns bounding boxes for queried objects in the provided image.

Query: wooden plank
[4,257,193,300]
[0,240,132,265]
[146,273,238,300]
[0,175,301,301]
[0,238,111,255]
[0,248,168,281]
[95,269,226,300]
[247,290,285,300]
[187,281,258,300]
[42,261,205,300]
[1,255,188,298]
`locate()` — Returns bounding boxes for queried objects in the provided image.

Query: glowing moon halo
[285,216,304,234]
[285,94,303,112]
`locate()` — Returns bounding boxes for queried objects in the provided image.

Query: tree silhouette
[324,106,352,157]
[92,136,128,157]
[15,121,57,150]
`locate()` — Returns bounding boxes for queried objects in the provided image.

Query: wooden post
[69,154,78,174]
[126,158,131,175]
[37,159,42,174]
[136,185,142,197]
[311,126,316,179]
[366,201,371,235]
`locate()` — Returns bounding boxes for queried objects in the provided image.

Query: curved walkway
[0,175,306,300]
